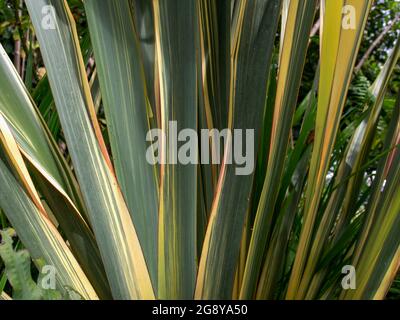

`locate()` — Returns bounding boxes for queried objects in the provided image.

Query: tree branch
[355,14,400,73]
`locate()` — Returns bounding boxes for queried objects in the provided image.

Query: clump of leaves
[0,229,66,300]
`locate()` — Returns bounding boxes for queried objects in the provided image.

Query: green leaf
[0,229,62,300]
[0,291,11,300]
[342,91,400,299]
[299,39,400,299]
[84,0,159,289]
[153,0,198,299]
[256,147,311,299]
[0,159,97,299]
[196,0,282,299]
[0,44,84,213]
[0,42,111,299]
[240,0,317,299]
[287,0,373,299]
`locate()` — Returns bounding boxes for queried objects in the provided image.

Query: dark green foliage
[0,229,63,300]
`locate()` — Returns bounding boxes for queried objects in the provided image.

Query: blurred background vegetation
[0,0,399,299]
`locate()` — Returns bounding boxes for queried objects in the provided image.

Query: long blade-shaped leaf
[84,0,159,288]
[0,291,11,300]
[286,0,373,299]
[329,40,400,240]
[256,147,311,299]
[300,39,400,299]
[0,158,97,299]
[130,0,156,116]
[153,0,198,299]
[25,0,154,299]
[240,0,317,299]
[0,44,84,214]
[196,0,281,299]
[348,149,400,299]
[342,91,400,299]
[198,0,230,132]
[0,46,111,298]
